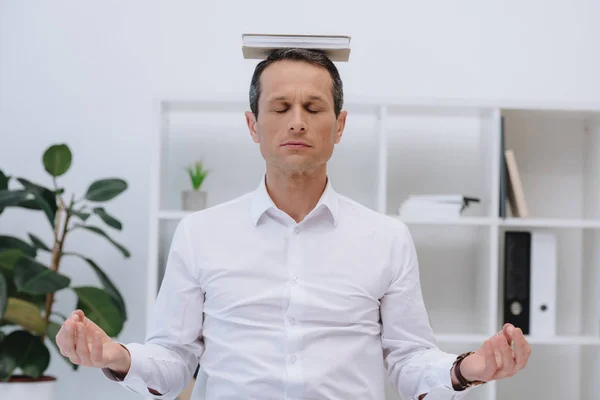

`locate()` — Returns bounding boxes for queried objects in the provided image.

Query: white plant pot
[0,376,56,400]
[181,190,207,211]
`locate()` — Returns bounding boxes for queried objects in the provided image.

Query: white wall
[1,1,600,399]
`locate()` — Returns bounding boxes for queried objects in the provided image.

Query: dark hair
[249,48,344,118]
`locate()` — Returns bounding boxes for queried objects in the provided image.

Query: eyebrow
[268,95,327,103]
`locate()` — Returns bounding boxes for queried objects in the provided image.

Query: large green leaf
[15,178,57,228]
[0,249,22,271]
[68,208,91,221]
[73,286,124,337]
[92,207,122,230]
[84,178,127,202]
[0,236,36,258]
[73,224,130,258]
[28,233,51,252]
[46,321,78,371]
[43,144,72,177]
[63,252,127,320]
[0,171,11,216]
[0,170,8,191]
[0,251,46,310]
[13,256,70,295]
[18,198,44,210]
[0,330,50,380]
[0,190,32,212]
[0,274,6,319]
[1,298,44,335]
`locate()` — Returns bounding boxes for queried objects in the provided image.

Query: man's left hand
[459,323,532,383]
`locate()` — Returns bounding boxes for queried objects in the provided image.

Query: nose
[288,108,306,132]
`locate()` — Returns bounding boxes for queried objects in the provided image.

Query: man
[56,48,531,400]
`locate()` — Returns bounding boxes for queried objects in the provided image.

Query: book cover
[505,149,529,218]
[241,33,351,61]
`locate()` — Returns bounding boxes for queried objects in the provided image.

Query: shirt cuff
[101,342,153,394]
[432,352,480,397]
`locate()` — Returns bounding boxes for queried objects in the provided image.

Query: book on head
[241,33,351,61]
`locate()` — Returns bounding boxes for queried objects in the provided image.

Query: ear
[334,110,347,144]
[245,111,259,143]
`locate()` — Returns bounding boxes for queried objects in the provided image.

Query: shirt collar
[250,173,340,227]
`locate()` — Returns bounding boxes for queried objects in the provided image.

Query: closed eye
[273,107,321,114]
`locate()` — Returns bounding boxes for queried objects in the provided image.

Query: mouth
[282,141,311,148]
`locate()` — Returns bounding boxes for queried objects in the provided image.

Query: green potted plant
[181,160,210,211]
[0,144,129,400]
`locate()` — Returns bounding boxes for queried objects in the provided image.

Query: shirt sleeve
[380,221,480,400]
[102,216,205,399]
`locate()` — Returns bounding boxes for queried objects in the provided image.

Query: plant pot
[0,375,56,400]
[181,190,207,211]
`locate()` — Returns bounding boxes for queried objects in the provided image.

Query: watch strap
[452,351,486,390]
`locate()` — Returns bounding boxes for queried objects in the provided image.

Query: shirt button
[292,276,299,284]
[289,317,296,325]
[291,355,297,363]
[293,227,300,234]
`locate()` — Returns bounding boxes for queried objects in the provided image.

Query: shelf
[435,334,489,344]
[500,218,600,229]
[159,211,494,226]
[435,334,600,346]
[395,216,494,226]
[158,211,600,230]
[525,335,600,346]
[151,99,600,400]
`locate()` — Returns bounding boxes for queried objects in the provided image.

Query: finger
[502,323,515,346]
[79,312,104,335]
[75,322,92,365]
[483,339,496,377]
[59,319,80,364]
[496,333,515,377]
[55,321,69,355]
[90,331,104,365]
[492,334,503,370]
[513,328,531,370]
[74,309,85,322]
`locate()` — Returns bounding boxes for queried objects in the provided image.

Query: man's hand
[56,309,131,375]
[457,323,531,384]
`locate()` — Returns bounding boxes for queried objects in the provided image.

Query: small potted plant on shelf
[0,144,129,400]
[182,160,210,211]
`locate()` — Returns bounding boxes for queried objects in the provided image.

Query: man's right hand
[56,309,131,376]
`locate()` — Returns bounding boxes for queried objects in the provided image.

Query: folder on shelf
[530,231,557,336]
[504,231,531,334]
[241,33,351,61]
[499,116,507,218]
[503,230,557,336]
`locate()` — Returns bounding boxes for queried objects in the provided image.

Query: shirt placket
[283,223,306,399]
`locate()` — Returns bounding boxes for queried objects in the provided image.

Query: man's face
[246,60,347,174]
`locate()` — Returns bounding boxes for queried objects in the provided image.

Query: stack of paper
[241,33,351,61]
[398,195,480,218]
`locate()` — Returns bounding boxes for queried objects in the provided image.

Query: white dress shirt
[104,175,479,400]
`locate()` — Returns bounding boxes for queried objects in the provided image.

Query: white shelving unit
[149,96,600,400]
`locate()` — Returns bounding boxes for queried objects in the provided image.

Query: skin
[55,59,531,397]
[245,59,347,223]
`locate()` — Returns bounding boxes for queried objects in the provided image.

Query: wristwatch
[451,351,486,390]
